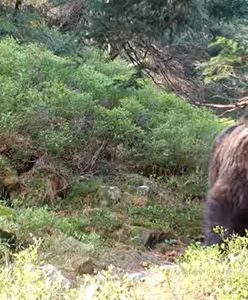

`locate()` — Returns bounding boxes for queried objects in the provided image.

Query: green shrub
[165,171,207,201]
[129,204,201,236]
[66,177,103,202]
[0,11,77,55]
[0,204,15,217]
[0,37,224,179]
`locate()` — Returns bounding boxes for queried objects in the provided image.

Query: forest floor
[0,168,203,285]
[0,126,204,290]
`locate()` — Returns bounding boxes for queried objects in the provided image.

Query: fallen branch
[196,96,248,112]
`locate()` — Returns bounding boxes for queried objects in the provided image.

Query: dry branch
[196,96,248,116]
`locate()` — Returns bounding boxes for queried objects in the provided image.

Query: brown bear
[204,112,248,246]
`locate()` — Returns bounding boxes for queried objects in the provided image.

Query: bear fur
[204,112,248,246]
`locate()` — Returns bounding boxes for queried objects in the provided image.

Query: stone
[41,264,71,288]
[128,263,177,281]
[84,283,99,299]
[72,257,96,275]
[108,186,121,202]
[136,185,150,197]
[128,271,150,280]
[140,229,168,248]
[99,186,121,206]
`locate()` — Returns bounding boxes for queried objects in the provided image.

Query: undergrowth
[0,207,100,245]
[129,204,201,237]
[0,37,225,180]
[1,236,248,299]
[0,36,230,209]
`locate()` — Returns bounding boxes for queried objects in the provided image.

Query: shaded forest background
[1,0,248,108]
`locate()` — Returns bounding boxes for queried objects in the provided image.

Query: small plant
[129,204,201,237]
[0,204,15,217]
[88,209,124,237]
[0,243,68,300]
[165,171,207,201]
[1,236,248,299]
[66,177,103,204]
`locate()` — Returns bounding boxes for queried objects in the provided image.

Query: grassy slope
[0,37,236,298]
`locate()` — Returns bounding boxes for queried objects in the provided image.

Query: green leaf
[0,204,15,217]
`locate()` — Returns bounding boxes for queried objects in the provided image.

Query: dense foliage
[0,38,223,178]
[200,36,248,97]
[0,0,247,107]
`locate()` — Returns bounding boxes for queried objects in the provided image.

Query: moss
[87,210,124,238]
[64,177,103,208]
[128,204,202,238]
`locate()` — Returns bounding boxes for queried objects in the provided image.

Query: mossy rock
[87,210,124,238]
[98,185,122,206]
[130,217,167,231]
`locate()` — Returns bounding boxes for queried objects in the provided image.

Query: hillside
[0,1,247,299]
[0,36,228,297]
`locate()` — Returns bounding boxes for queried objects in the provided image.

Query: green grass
[0,207,100,244]
[64,177,103,208]
[128,204,202,237]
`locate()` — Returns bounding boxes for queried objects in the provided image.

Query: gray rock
[41,264,71,288]
[128,264,177,281]
[72,257,96,275]
[84,283,99,299]
[136,185,150,197]
[99,186,121,205]
[128,271,150,280]
[108,186,121,201]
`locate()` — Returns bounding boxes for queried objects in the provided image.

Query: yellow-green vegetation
[0,204,15,217]
[1,237,248,300]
